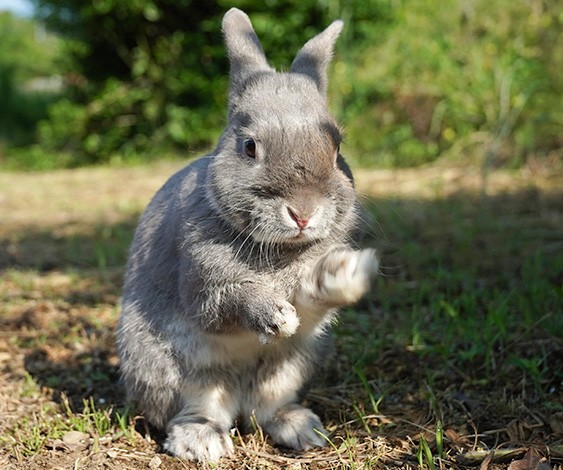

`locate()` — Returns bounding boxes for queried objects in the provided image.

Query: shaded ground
[0,160,562,469]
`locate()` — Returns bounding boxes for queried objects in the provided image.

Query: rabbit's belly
[206,331,264,365]
[177,339,311,418]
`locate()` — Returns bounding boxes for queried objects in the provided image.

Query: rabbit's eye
[244,138,256,158]
[334,144,341,163]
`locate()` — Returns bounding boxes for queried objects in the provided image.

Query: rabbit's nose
[287,206,311,229]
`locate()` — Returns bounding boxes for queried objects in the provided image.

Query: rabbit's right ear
[290,20,343,97]
[222,8,272,96]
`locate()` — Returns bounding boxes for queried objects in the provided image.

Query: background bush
[28,0,390,166]
[0,12,61,159]
[0,0,561,169]
[335,0,562,167]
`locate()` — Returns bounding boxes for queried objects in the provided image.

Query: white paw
[164,418,234,462]
[318,248,379,306]
[264,405,328,450]
[259,300,300,344]
[276,300,300,337]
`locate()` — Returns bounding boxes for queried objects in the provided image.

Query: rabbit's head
[207,8,357,246]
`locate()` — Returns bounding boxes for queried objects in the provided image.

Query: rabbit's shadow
[23,343,122,410]
[22,338,168,444]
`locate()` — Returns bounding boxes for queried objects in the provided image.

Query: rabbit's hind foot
[263,404,329,451]
[164,415,234,463]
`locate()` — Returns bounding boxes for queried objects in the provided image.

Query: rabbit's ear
[290,20,344,96]
[222,8,272,93]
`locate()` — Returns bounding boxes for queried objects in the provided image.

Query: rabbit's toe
[258,300,300,343]
[164,417,234,462]
[264,404,328,450]
[276,300,300,337]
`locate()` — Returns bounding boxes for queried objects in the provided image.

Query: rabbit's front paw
[315,248,379,306]
[257,299,300,344]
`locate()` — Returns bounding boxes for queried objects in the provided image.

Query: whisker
[234,223,262,260]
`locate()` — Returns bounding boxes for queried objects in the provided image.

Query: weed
[417,435,436,470]
[20,371,41,398]
[435,420,444,460]
[354,366,384,415]
[85,397,113,436]
[113,407,137,443]
[18,420,46,456]
[352,402,372,434]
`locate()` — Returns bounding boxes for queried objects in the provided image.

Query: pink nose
[287,207,309,229]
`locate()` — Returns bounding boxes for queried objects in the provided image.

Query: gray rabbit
[117,7,379,463]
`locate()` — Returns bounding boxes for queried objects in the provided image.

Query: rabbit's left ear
[222,8,272,95]
[290,20,344,96]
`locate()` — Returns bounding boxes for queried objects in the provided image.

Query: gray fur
[117,8,378,463]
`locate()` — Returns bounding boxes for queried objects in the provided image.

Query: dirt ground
[0,160,562,469]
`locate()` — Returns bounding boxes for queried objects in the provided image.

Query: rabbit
[117,7,379,463]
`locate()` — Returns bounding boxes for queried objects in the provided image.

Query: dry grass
[0,160,562,469]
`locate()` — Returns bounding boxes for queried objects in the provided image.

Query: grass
[0,160,561,469]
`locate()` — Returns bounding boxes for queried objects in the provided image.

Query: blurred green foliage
[335,0,563,167]
[0,12,61,152]
[29,0,389,166]
[1,0,561,169]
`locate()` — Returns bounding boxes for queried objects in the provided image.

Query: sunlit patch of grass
[17,420,48,457]
[5,390,139,458]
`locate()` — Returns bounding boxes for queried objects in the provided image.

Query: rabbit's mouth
[285,231,311,244]
[282,228,326,246]
[289,226,323,243]
[247,224,323,246]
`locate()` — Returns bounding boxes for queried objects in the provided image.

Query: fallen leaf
[445,428,470,448]
[506,419,535,442]
[44,438,68,451]
[0,352,12,363]
[61,430,89,450]
[507,448,550,470]
[479,450,494,470]
[149,455,162,468]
